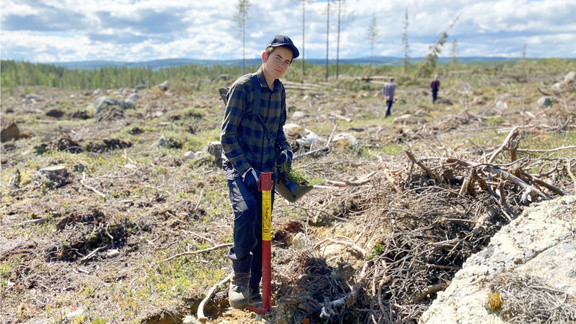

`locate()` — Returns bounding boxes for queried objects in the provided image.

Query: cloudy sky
[1,0,575,63]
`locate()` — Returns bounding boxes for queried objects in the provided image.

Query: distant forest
[0,59,249,91]
[1,57,573,93]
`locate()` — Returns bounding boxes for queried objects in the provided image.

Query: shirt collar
[256,66,281,90]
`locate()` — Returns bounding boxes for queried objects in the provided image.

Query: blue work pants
[224,163,274,293]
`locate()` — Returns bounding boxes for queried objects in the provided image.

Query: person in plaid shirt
[220,35,299,309]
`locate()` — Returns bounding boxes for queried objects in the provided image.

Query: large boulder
[93,96,117,113]
[420,195,576,324]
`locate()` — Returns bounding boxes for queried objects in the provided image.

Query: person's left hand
[278,149,293,168]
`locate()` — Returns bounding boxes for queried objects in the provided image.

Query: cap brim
[268,44,299,59]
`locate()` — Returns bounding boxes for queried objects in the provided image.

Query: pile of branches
[274,126,575,323]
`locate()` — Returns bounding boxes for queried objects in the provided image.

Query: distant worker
[430,74,441,104]
[382,77,396,117]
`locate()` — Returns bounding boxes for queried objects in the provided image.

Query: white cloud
[0,0,575,63]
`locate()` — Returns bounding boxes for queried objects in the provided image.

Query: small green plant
[280,164,310,185]
[175,191,188,199]
[367,244,385,260]
[487,116,504,126]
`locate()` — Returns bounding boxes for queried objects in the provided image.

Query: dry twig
[197,273,233,322]
[162,243,233,262]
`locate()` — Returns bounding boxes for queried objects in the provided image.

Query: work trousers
[224,162,274,293]
[385,99,394,117]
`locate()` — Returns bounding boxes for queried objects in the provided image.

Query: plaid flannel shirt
[220,67,291,176]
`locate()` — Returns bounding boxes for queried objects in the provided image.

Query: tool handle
[258,172,273,191]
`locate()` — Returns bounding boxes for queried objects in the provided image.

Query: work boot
[229,272,250,309]
[249,287,263,308]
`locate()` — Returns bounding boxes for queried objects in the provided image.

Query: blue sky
[1,0,575,63]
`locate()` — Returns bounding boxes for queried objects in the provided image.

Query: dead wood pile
[270,126,575,324]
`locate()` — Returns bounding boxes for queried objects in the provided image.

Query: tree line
[0,59,247,92]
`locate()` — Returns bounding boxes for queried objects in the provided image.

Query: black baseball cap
[266,35,299,59]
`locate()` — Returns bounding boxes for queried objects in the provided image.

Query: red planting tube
[247,172,273,315]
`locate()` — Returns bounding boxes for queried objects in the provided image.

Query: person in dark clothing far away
[220,35,298,310]
[430,74,440,104]
[382,77,396,117]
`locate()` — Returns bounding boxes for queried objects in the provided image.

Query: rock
[93,89,103,95]
[420,196,576,324]
[297,129,321,147]
[184,151,197,160]
[564,71,575,84]
[93,96,118,113]
[127,93,139,101]
[117,100,136,110]
[537,96,554,107]
[291,232,310,250]
[183,315,201,324]
[25,94,42,101]
[495,100,507,109]
[414,109,429,117]
[158,81,170,91]
[292,111,306,119]
[156,136,167,148]
[321,244,346,259]
[106,249,120,258]
[33,166,69,187]
[205,141,222,158]
[473,97,486,105]
[332,133,358,148]
[284,123,306,138]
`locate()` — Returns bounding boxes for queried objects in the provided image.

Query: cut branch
[197,273,233,322]
[405,150,436,180]
[487,126,520,163]
[162,243,233,262]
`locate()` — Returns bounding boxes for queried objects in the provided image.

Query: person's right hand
[242,168,259,191]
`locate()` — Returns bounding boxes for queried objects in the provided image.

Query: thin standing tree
[335,0,344,80]
[325,0,331,82]
[235,0,250,74]
[367,14,379,77]
[450,38,459,65]
[521,42,527,60]
[296,0,312,78]
[334,0,352,81]
[402,9,411,73]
